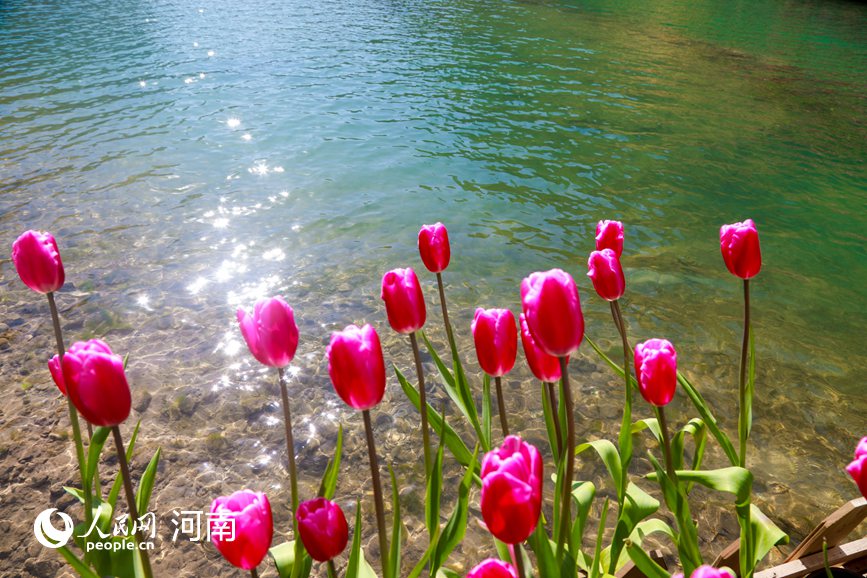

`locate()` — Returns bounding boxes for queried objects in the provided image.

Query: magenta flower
[210,490,273,570]
[326,324,386,410]
[595,220,624,257]
[480,435,543,544]
[11,230,65,294]
[720,219,762,279]
[381,267,426,334]
[634,339,677,407]
[62,340,131,427]
[296,498,349,562]
[587,249,626,301]
[519,313,561,383]
[520,269,584,357]
[418,222,451,273]
[847,436,867,499]
[472,308,518,377]
[237,296,299,368]
[467,559,519,578]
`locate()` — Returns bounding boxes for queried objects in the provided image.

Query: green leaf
[318,425,343,499]
[575,439,622,491]
[435,569,460,578]
[270,541,299,578]
[570,481,596,554]
[481,373,492,452]
[676,372,738,466]
[389,467,403,578]
[346,501,379,578]
[609,483,661,572]
[629,518,677,545]
[631,418,661,442]
[541,381,561,460]
[672,418,708,494]
[528,519,558,578]
[426,444,444,539]
[589,499,611,578]
[135,448,161,515]
[86,426,111,490]
[625,539,670,578]
[431,447,478,572]
[751,503,788,567]
[665,467,753,505]
[57,545,100,578]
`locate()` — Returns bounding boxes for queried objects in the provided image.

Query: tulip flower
[847,436,867,499]
[480,436,543,545]
[520,269,584,358]
[467,559,519,578]
[587,249,625,302]
[519,314,561,384]
[472,308,518,436]
[381,267,426,334]
[634,338,677,407]
[418,222,451,273]
[326,324,386,411]
[11,230,65,294]
[62,339,131,427]
[691,566,736,578]
[48,354,66,396]
[237,296,299,368]
[210,490,273,571]
[296,498,349,563]
[595,220,624,257]
[720,219,761,280]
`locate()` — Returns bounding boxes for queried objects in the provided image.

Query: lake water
[1,0,865,575]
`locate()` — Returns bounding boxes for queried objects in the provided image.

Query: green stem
[251,567,260,578]
[823,539,833,578]
[544,381,563,459]
[738,279,750,468]
[410,332,432,477]
[609,299,633,574]
[436,272,455,350]
[111,426,153,578]
[494,376,510,437]
[514,543,526,578]
[362,410,391,578]
[328,559,338,578]
[277,368,299,531]
[555,356,575,563]
[655,406,677,484]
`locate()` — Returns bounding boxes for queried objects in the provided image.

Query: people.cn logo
[34,508,74,548]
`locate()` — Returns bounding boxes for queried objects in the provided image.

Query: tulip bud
[48,354,66,396]
[691,566,736,578]
[381,268,426,334]
[237,296,299,368]
[480,436,543,544]
[62,340,131,427]
[519,314,561,383]
[633,338,677,407]
[719,219,762,279]
[847,436,867,499]
[467,559,519,578]
[326,324,386,410]
[595,220,624,257]
[210,490,273,570]
[296,498,349,562]
[520,269,584,357]
[471,308,517,377]
[587,249,625,301]
[418,222,451,273]
[11,230,65,294]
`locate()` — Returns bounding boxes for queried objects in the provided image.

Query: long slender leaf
[389,467,403,578]
[570,481,596,554]
[425,444,444,539]
[575,439,622,491]
[481,374,492,452]
[589,499,610,578]
[86,427,111,489]
[270,541,298,578]
[431,447,478,573]
[135,448,161,515]
[57,545,100,578]
[625,539,670,578]
[528,519,558,578]
[751,503,788,567]
[318,425,343,499]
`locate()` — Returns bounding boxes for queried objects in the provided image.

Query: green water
[1,0,865,573]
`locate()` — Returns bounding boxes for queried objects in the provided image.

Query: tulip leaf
[86,427,111,489]
[609,483,660,572]
[589,499,611,578]
[646,453,703,573]
[625,539,670,578]
[528,517,558,578]
[269,540,299,578]
[570,481,596,555]
[672,418,708,494]
[318,424,343,500]
[389,466,403,578]
[57,545,101,578]
[135,448,160,516]
[107,420,141,514]
[629,518,677,545]
[751,503,788,567]
[425,443,444,540]
[435,569,460,578]
[347,501,367,578]
[541,381,560,460]
[481,373,492,452]
[575,439,622,492]
[431,446,478,573]
[655,467,752,505]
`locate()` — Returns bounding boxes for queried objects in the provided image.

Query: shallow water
[1,0,866,575]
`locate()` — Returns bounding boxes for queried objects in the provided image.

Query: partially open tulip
[480,436,543,544]
[11,230,65,294]
[595,220,624,257]
[62,340,131,427]
[467,559,519,578]
[296,498,349,563]
[587,249,625,301]
[237,296,299,368]
[519,313,561,383]
[691,566,736,578]
[418,223,451,273]
[720,219,762,279]
[520,269,584,357]
[634,339,677,407]
[210,490,273,570]
[846,436,867,499]
[326,324,386,410]
[381,268,426,334]
[48,355,66,396]
[472,308,517,377]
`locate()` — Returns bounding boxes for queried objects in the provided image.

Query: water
[1,0,865,574]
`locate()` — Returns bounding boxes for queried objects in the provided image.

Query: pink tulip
[596,220,624,257]
[587,249,625,301]
[634,339,677,407]
[11,230,65,294]
[467,559,519,578]
[381,268,426,334]
[480,435,543,544]
[519,313,561,383]
[691,566,736,578]
[48,354,66,396]
[237,296,299,368]
[296,498,349,562]
[472,308,518,377]
[326,324,386,410]
[720,219,762,279]
[62,340,131,427]
[847,436,867,499]
[418,223,451,273]
[210,490,273,570]
[520,269,584,357]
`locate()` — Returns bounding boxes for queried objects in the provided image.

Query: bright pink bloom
[326,324,386,410]
[634,339,677,407]
[210,490,273,570]
[48,354,66,396]
[62,340,131,427]
[596,220,624,257]
[11,230,65,293]
[691,566,736,578]
[519,314,561,383]
[237,297,299,368]
[472,308,517,377]
[520,269,584,357]
[847,437,867,499]
[587,249,625,301]
[480,435,543,544]
[720,219,762,279]
[381,268,426,334]
[418,222,451,273]
[296,498,349,562]
[467,559,519,578]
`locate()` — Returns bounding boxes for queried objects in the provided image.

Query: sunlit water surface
[1,0,865,574]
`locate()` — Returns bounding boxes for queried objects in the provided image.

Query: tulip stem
[543,381,563,459]
[409,332,432,477]
[327,560,338,578]
[514,543,527,578]
[277,367,300,532]
[494,376,510,438]
[654,406,677,484]
[555,356,575,563]
[609,299,634,575]
[362,410,391,578]
[111,426,153,578]
[738,279,751,468]
[435,272,455,350]
[250,568,259,578]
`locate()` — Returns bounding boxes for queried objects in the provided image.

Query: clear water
[1,0,865,574]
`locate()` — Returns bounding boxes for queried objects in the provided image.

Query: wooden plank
[616,549,668,578]
[785,499,867,562]
[713,539,742,576]
[755,537,867,578]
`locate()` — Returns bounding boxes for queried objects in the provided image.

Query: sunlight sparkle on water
[262,248,285,261]
[226,118,241,129]
[187,277,209,294]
